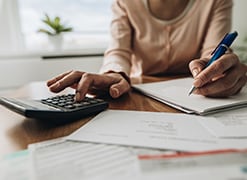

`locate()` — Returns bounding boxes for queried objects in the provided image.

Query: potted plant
[38,14,73,49]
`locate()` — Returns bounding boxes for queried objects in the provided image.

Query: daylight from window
[18,0,112,51]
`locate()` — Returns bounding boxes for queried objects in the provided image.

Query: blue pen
[188,31,238,95]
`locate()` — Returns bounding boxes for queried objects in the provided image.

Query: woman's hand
[47,71,131,101]
[189,53,247,97]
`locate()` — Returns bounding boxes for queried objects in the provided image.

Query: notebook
[132,78,247,115]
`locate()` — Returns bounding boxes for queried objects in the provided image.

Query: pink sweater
[100,0,232,77]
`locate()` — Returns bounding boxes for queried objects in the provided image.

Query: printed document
[138,151,247,180]
[2,136,247,180]
[0,150,30,180]
[67,110,247,152]
[132,78,247,115]
[28,138,176,180]
[200,107,247,138]
[29,137,247,180]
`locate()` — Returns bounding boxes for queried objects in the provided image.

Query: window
[0,0,23,53]
[2,0,112,54]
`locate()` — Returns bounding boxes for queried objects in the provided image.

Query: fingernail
[192,69,199,77]
[112,88,119,97]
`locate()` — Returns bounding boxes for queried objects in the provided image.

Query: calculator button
[89,100,98,104]
[58,103,66,107]
[96,99,104,102]
[73,103,83,107]
[64,105,75,109]
[81,102,90,105]
[51,101,59,105]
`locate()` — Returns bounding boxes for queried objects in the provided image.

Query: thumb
[109,79,130,98]
[189,59,207,78]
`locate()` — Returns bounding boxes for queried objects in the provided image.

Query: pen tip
[188,86,195,96]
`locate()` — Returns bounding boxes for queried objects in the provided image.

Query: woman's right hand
[47,71,131,101]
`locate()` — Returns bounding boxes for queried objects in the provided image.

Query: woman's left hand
[189,53,247,97]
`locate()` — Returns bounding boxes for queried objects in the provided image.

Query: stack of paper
[1,137,247,180]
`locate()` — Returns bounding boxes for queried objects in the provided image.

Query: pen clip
[211,33,229,55]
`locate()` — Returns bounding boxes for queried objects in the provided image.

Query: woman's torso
[104,0,232,77]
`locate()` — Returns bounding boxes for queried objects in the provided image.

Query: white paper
[29,138,247,180]
[138,151,247,180]
[67,110,247,152]
[0,150,31,180]
[3,136,246,180]
[30,139,139,180]
[132,78,247,115]
[29,138,177,180]
[199,107,247,138]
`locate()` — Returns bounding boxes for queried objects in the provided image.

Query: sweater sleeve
[200,0,233,58]
[100,0,132,76]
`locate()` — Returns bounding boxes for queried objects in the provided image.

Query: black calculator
[0,94,108,124]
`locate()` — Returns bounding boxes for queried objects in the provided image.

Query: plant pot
[48,34,63,50]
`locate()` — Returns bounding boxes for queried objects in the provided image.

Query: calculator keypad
[41,94,104,111]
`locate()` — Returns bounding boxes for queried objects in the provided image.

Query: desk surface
[0,76,183,157]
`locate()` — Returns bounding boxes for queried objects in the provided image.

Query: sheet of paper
[67,110,247,152]
[2,136,246,180]
[0,150,31,180]
[132,78,247,115]
[29,138,247,180]
[138,151,247,180]
[199,107,247,138]
[29,138,177,180]
[30,140,137,180]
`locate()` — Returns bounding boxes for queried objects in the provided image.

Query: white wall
[232,0,247,46]
[0,57,103,90]
[0,0,23,52]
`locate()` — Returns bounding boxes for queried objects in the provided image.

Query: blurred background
[0,0,246,91]
[0,0,112,53]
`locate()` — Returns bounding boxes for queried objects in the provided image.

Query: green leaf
[38,13,73,36]
[54,17,60,27]
[38,29,54,36]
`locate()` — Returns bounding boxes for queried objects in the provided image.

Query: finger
[87,73,130,97]
[74,73,95,101]
[195,67,247,97]
[194,53,238,88]
[198,75,247,97]
[47,70,72,87]
[189,58,208,77]
[49,71,84,93]
[75,73,120,101]
[109,78,131,98]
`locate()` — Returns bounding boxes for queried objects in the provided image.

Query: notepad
[132,78,247,115]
